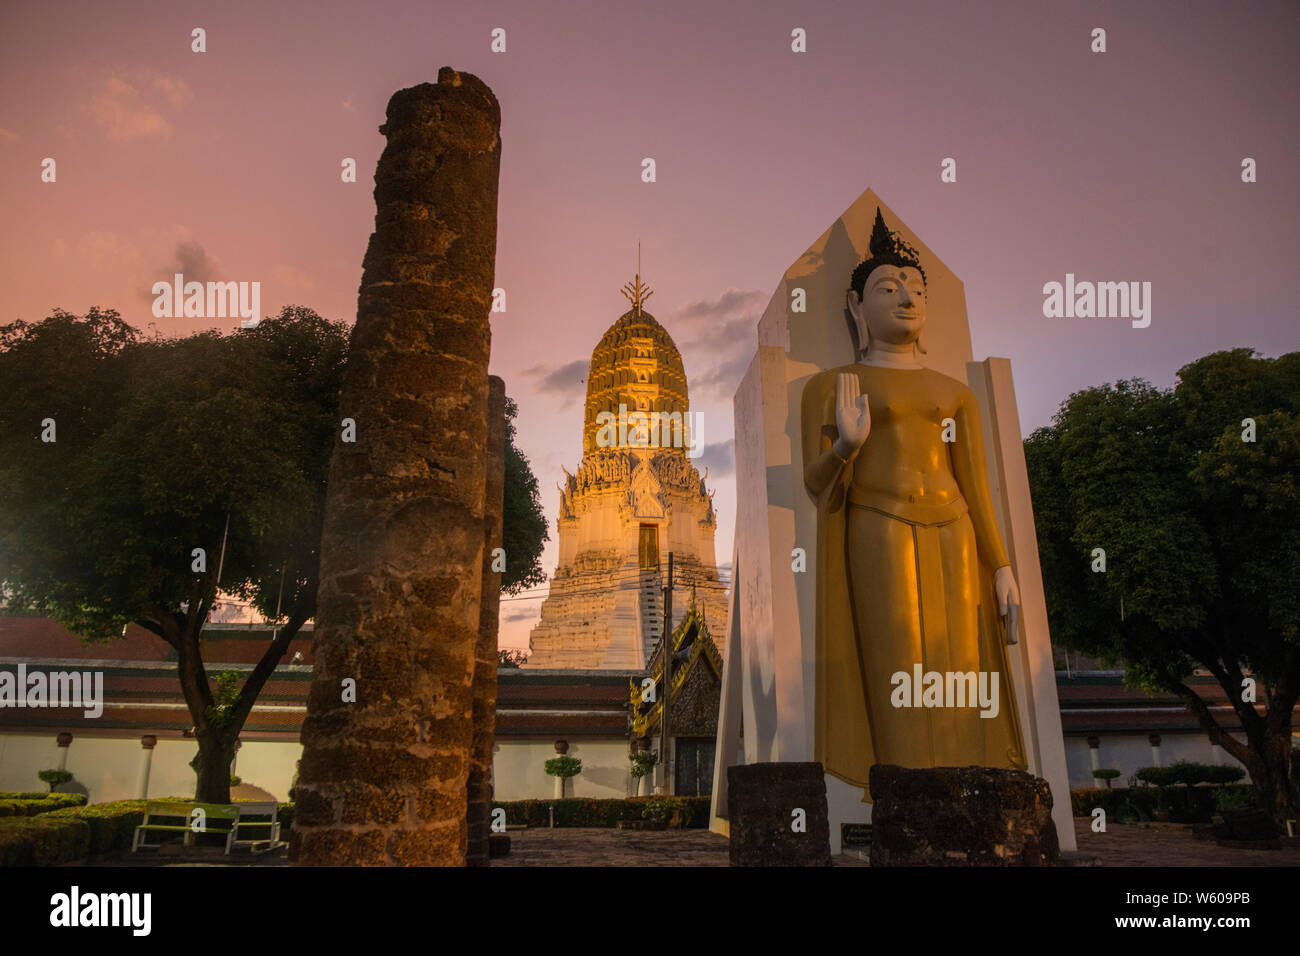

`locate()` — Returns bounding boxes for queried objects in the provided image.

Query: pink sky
[2,0,1297,651]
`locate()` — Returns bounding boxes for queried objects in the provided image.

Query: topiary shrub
[36,769,73,793]
[1166,761,1234,787]
[1203,765,1246,786]
[543,756,583,779]
[1091,769,1121,789]
[1134,766,1178,788]
[629,751,658,780]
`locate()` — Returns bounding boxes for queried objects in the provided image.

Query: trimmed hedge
[0,817,88,866]
[0,799,294,866]
[0,800,146,865]
[42,801,149,855]
[493,796,711,829]
[0,794,88,817]
[1071,785,1258,824]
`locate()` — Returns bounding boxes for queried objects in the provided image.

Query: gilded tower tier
[525,267,729,669]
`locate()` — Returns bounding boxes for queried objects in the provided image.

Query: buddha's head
[845,209,928,361]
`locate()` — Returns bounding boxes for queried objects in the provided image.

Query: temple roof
[631,604,723,738]
[581,269,690,456]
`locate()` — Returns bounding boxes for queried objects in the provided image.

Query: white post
[55,732,73,771]
[1148,734,1162,768]
[1087,736,1102,780]
[553,740,568,799]
[137,735,157,799]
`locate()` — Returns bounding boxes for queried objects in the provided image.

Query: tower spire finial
[620,241,654,315]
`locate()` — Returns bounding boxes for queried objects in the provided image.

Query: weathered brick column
[291,67,502,866]
[466,376,505,866]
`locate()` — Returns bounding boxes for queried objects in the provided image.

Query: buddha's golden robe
[801,363,1026,801]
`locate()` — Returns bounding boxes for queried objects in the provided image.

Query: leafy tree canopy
[1026,348,1300,813]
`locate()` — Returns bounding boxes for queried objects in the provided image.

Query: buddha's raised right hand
[833,372,871,458]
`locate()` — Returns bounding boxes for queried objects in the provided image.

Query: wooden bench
[231,801,281,848]
[132,801,240,853]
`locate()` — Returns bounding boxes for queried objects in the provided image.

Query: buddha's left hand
[994,565,1020,645]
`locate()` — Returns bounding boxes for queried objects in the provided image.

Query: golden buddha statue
[801,209,1027,800]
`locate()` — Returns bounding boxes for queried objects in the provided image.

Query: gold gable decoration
[630,604,724,738]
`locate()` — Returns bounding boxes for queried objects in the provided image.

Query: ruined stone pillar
[291,67,501,866]
[466,376,506,867]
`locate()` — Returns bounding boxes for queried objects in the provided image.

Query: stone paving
[79,819,1299,866]
[489,820,1299,867]
[1072,819,1300,867]
[491,826,732,867]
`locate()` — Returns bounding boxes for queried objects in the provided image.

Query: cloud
[150,73,194,108]
[341,96,358,113]
[0,127,18,145]
[502,605,540,623]
[171,240,222,283]
[521,358,588,408]
[272,263,317,292]
[695,439,735,478]
[671,287,765,401]
[137,239,224,302]
[88,71,192,143]
[690,349,755,402]
[66,231,144,277]
[677,288,767,323]
[89,76,170,142]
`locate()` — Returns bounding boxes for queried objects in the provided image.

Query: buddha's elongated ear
[844,291,866,361]
[914,330,927,357]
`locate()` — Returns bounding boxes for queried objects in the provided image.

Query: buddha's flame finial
[621,241,654,314]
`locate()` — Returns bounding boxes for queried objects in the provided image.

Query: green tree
[497,648,528,668]
[1025,349,1300,818]
[502,397,548,595]
[0,305,348,803]
[1,306,551,803]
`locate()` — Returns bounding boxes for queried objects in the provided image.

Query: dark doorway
[638,523,659,569]
[674,737,716,797]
